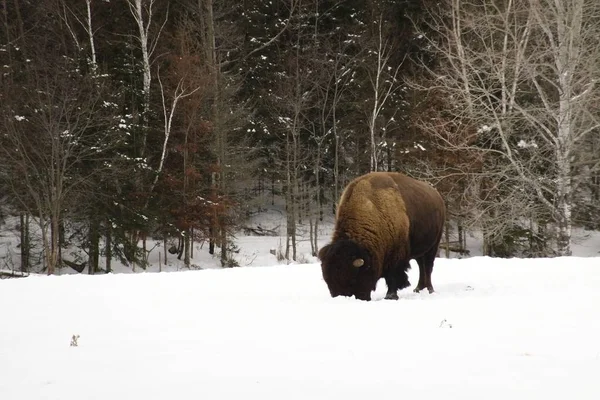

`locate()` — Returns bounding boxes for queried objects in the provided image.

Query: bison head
[318,239,375,301]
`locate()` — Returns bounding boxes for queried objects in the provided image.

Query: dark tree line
[1,0,599,274]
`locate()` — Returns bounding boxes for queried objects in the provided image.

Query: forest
[1,0,599,275]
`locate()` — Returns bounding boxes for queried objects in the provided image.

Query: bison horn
[352,258,364,268]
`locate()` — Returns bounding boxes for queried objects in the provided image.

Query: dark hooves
[385,292,399,300]
[414,286,435,294]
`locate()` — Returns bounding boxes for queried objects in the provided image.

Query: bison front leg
[354,292,372,301]
[384,263,410,300]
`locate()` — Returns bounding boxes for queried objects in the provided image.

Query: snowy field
[2,208,600,399]
[2,256,600,399]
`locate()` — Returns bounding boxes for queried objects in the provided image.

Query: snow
[2,207,600,398]
[518,139,539,149]
[2,255,600,399]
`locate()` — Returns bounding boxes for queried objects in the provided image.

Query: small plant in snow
[70,334,80,347]
[439,319,453,329]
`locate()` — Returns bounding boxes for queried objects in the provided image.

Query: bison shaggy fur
[318,172,446,301]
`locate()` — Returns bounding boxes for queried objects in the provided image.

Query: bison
[318,171,446,301]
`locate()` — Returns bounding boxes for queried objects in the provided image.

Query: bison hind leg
[414,252,436,294]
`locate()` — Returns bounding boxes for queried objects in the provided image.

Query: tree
[1,62,115,274]
[363,14,403,172]
[413,0,600,256]
[126,0,168,157]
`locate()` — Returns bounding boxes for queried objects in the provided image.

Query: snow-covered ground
[1,206,600,398]
[2,256,600,399]
[3,206,599,275]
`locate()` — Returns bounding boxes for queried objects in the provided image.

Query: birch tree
[364,14,403,172]
[60,0,98,72]
[414,0,600,256]
[529,0,600,255]
[194,0,256,266]
[127,0,167,157]
[155,30,207,267]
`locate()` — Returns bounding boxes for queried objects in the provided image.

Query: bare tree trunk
[290,167,298,262]
[457,219,464,254]
[284,130,298,262]
[127,0,156,156]
[333,121,340,213]
[331,65,347,213]
[555,144,572,256]
[105,221,112,273]
[312,197,318,257]
[163,233,167,266]
[184,230,191,268]
[209,230,215,256]
[313,141,322,255]
[537,0,584,257]
[58,220,65,266]
[366,15,401,172]
[88,218,99,275]
[200,0,225,264]
[19,213,29,273]
[209,173,216,256]
[592,139,600,202]
[190,227,194,259]
[39,217,49,273]
[298,182,304,225]
[552,1,576,256]
[285,151,293,261]
[271,173,275,206]
[2,0,12,67]
[204,0,229,267]
[183,118,191,269]
[177,234,184,260]
[84,0,97,72]
[49,214,60,275]
[142,235,147,269]
[309,217,316,257]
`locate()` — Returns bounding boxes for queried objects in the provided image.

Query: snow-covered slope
[2,257,600,399]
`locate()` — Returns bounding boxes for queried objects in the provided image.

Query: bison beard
[318,172,446,301]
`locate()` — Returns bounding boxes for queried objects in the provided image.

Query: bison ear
[318,244,332,261]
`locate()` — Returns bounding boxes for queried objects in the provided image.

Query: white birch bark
[367,16,401,172]
[127,0,167,156]
[85,0,97,72]
[413,0,600,256]
[153,72,202,196]
[546,0,583,256]
[128,0,152,102]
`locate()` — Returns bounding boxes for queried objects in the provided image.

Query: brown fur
[318,172,446,301]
